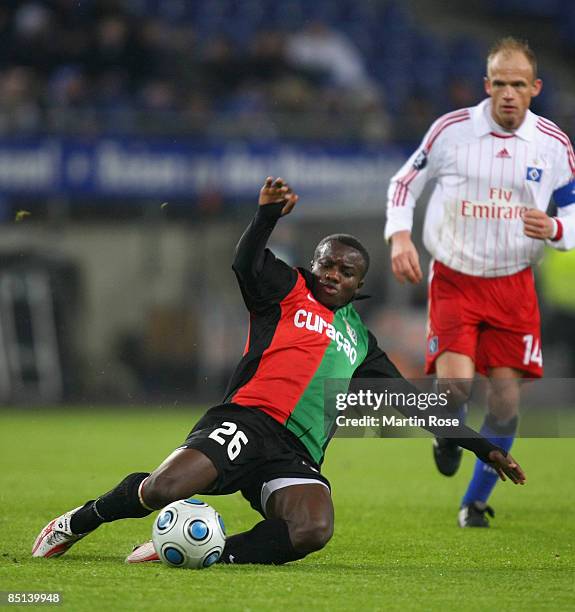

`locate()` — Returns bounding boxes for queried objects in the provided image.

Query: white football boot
[125,540,160,563]
[32,507,88,558]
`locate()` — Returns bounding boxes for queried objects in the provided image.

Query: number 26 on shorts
[208,421,249,461]
[522,334,543,367]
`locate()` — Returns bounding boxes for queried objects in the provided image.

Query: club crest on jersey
[342,316,358,346]
[412,150,428,170]
[428,336,439,355]
[526,167,543,182]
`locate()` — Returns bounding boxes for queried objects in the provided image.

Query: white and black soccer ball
[152,499,226,569]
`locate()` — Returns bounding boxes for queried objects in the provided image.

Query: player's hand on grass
[523,209,554,240]
[486,450,526,484]
[390,231,423,284]
[259,177,299,216]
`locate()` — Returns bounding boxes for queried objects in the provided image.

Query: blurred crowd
[0,0,496,143]
[0,0,572,142]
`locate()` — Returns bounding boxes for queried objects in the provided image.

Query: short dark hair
[487,36,537,80]
[313,234,370,277]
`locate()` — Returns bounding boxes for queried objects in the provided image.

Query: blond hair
[487,37,537,80]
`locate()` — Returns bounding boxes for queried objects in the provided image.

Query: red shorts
[425,261,542,377]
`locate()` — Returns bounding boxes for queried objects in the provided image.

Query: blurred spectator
[0,67,41,133]
[45,66,100,135]
[285,21,374,92]
[136,78,181,132]
[9,2,59,74]
[247,31,292,82]
[200,36,245,100]
[357,94,392,143]
[88,15,141,83]
[93,71,130,112]
[47,66,90,108]
[182,92,214,135]
[137,19,185,81]
[139,79,178,112]
[392,88,437,144]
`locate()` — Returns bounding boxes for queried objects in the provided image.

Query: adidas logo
[496,148,511,159]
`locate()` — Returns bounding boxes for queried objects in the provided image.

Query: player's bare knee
[142,473,185,509]
[437,380,471,408]
[488,382,520,421]
[488,396,519,422]
[290,516,333,553]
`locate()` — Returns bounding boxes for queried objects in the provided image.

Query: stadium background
[0,0,574,405]
[1,3,574,610]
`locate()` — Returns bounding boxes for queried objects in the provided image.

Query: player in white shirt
[385,37,575,527]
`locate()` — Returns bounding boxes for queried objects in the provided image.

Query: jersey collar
[472,98,536,142]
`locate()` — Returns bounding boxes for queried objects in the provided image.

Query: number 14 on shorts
[208,421,248,461]
[522,334,543,367]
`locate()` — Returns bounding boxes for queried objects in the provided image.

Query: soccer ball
[152,498,226,569]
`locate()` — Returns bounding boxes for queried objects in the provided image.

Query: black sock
[219,518,305,565]
[70,472,151,534]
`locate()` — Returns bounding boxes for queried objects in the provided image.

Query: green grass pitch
[1,407,574,611]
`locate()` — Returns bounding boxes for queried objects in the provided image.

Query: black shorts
[178,403,331,516]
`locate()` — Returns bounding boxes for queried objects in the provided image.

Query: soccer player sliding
[33,177,525,565]
[385,37,575,527]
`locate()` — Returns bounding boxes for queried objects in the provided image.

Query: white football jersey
[385,99,575,277]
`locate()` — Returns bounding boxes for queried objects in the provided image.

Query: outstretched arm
[232,177,300,310]
[233,177,298,281]
[351,334,526,484]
